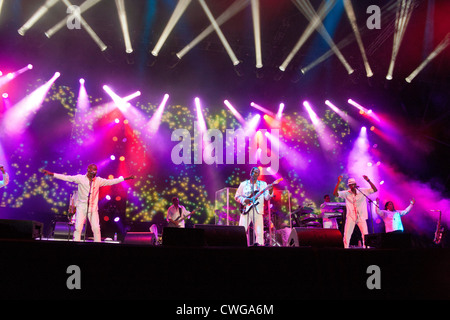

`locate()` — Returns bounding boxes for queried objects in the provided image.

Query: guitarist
[167,197,194,228]
[235,167,274,246]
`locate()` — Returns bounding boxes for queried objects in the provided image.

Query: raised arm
[363,175,377,193]
[333,176,342,197]
[399,198,415,216]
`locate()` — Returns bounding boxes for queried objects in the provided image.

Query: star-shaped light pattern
[1,79,355,228]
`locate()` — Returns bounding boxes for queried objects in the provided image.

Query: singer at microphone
[333,175,378,248]
[41,163,136,242]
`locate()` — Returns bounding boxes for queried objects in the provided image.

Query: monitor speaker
[364,232,412,248]
[288,227,343,248]
[0,219,43,240]
[194,224,247,247]
[123,232,156,245]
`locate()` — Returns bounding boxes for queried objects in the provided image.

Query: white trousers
[74,204,101,242]
[343,217,368,248]
[239,212,264,246]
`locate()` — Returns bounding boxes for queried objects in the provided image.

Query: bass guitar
[167,209,198,228]
[241,178,283,215]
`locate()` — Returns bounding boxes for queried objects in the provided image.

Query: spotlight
[115,0,133,54]
[151,0,191,56]
[27,64,33,70]
[405,33,449,83]
[110,155,116,160]
[2,93,8,98]
[18,0,59,36]
[79,78,85,84]
[386,0,414,80]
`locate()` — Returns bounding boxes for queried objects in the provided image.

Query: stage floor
[1,238,450,301]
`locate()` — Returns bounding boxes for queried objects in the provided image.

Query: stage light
[348,99,380,122]
[60,0,108,51]
[115,118,120,124]
[224,100,245,124]
[175,0,249,60]
[325,99,358,130]
[244,114,261,135]
[27,64,33,70]
[103,85,129,111]
[276,103,284,120]
[115,0,133,53]
[122,90,141,102]
[303,101,319,125]
[106,195,111,200]
[251,0,262,68]
[250,102,275,117]
[287,0,353,74]
[114,217,120,223]
[347,126,379,185]
[1,72,60,136]
[406,33,449,83]
[343,0,373,77]
[147,93,169,134]
[45,0,102,38]
[79,78,85,84]
[6,73,13,79]
[2,93,8,99]
[18,0,59,36]
[195,97,207,134]
[110,155,116,160]
[198,0,240,66]
[386,0,414,80]
[119,156,125,161]
[151,0,192,57]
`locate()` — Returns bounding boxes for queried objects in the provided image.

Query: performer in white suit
[235,167,274,246]
[42,164,135,242]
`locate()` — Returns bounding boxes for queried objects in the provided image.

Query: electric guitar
[241,178,283,215]
[167,208,198,228]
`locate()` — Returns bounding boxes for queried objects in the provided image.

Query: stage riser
[1,240,449,300]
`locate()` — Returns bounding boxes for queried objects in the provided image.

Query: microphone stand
[355,186,378,234]
[84,178,93,242]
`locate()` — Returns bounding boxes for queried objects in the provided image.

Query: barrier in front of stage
[288,227,343,248]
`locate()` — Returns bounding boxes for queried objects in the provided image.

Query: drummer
[319,194,339,229]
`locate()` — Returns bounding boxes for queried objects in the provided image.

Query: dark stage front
[1,238,450,300]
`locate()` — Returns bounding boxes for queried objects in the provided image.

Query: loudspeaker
[52,222,85,240]
[123,232,156,245]
[365,232,412,249]
[0,219,43,239]
[162,227,205,246]
[288,228,343,248]
[194,224,247,247]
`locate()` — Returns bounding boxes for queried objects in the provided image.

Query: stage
[1,237,449,300]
